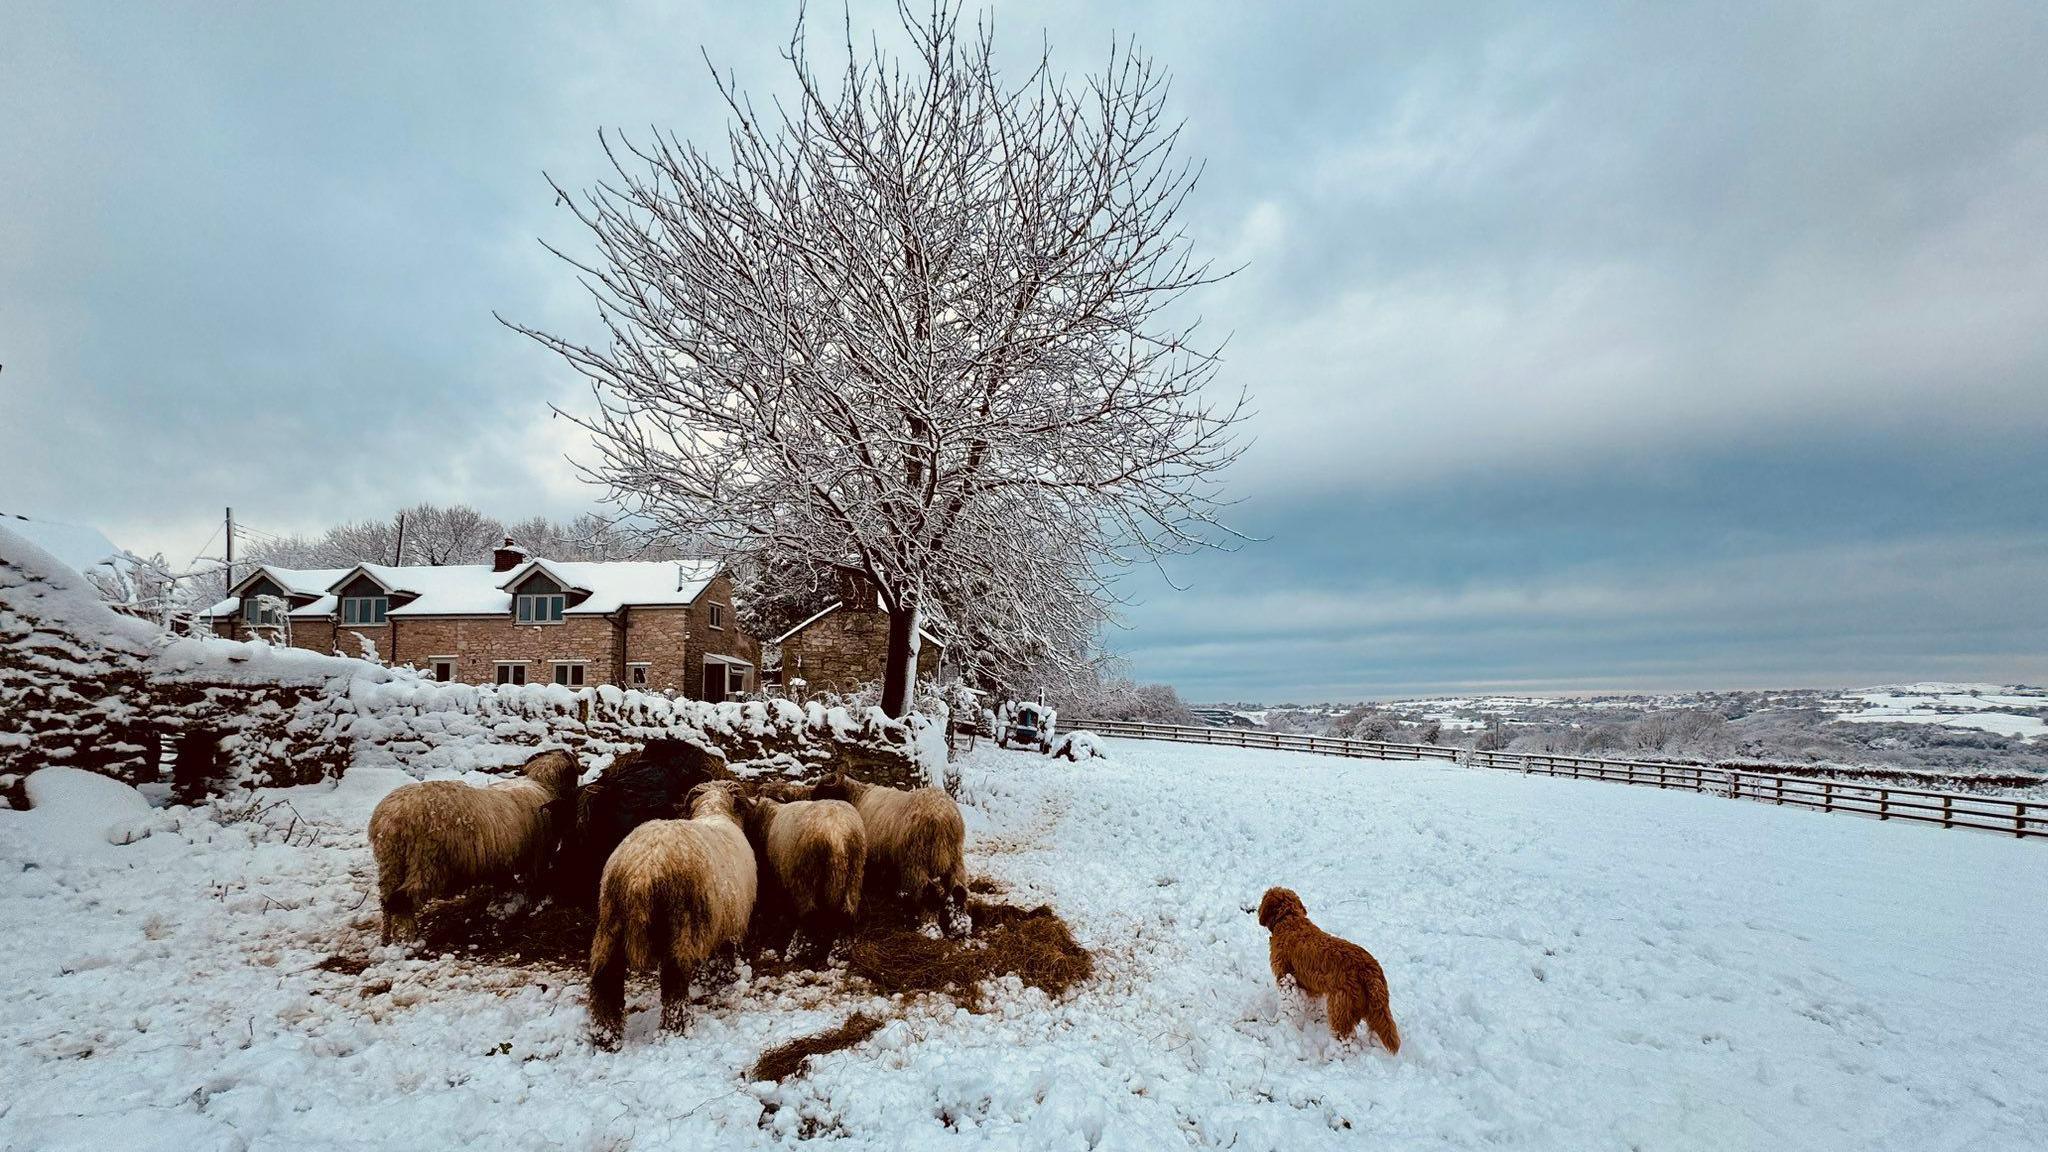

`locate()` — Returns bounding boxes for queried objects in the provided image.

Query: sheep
[367,749,579,944]
[587,780,757,1049]
[560,737,730,907]
[808,774,968,935]
[737,793,865,964]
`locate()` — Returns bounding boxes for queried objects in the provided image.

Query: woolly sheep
[808,774,967,935]
[737,794,865,963]
[587,780,757,1049]
[367,749,579,943]
[560,738,730,906]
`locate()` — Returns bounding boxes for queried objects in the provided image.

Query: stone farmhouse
[202,539,758,700]
[765,571,945,696]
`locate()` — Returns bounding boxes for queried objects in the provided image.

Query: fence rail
[1063,719,2047,841]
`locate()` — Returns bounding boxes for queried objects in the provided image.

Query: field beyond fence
[1065,719,2047,841]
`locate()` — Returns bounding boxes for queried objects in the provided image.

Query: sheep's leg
[520,840,552,914]
[658,958,694,1035]
[794,910,835,963]
[587,953,627,1051]
[381,889,417,944]
[941,887,972,940]
[703,942,741,988]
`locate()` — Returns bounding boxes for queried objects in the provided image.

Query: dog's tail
[1333,967,1402,1054]
[1362,985,1401,1054]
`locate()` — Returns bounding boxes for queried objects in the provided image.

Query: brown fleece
[367,749,579,943]
[810,776,966,918]
[739,796,865,960]
[587,781,756,1047]
[1256,886,1401,1053]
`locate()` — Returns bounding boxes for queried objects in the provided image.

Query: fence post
[1725,770,1738,799]
[2019,802,2028,839]
[1823,782,1832,812]
[1879,790,1889,821]
[1942,794,1952,829]
[1774,777,1783,806]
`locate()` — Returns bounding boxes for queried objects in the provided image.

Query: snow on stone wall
[3,523,935,795]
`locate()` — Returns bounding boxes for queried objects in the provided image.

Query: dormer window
[341,596,388,626]
[516,593,566,623]
[243,598,284,626]
[708,602,725,630]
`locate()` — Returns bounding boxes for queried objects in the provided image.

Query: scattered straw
[845,899,1092,1010]
[416,897,595,971]
[314,953,370,976]
[749,1012,886,1083]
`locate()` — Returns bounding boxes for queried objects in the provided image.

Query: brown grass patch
[397,888,1091,1014]
[314,953,370,976]
[749,1012,886,1083]
[416,897,596,971]
[844,899,1092,1010]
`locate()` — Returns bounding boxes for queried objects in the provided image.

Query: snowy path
[2,741,2045,1150]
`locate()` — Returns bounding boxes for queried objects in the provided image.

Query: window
[495,662,527,686]
[707,602,725,630]
[628,663,650,687]
[341,596,388,626]
[516,594,565,623]
[553,662,586,687]
[727,665,747,694]
[430,659,455,683]
[242,598,283,627]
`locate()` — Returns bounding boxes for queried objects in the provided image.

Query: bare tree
[401,503,505,565]
[513,3,1245,716]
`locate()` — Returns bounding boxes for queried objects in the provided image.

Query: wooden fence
[1064,719,2048,841]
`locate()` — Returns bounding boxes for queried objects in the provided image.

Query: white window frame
[495,662,527,686]
[552,661,587,687]
[516,593,566,624]
[707,602,726,630]
[727,664,747,694]
[243,597,284,627]
[341,595,388,626]
[429,657,456,683]
[627,662,650,687]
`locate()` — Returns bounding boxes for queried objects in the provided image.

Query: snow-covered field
[1831,685,2048,739]
[4,741,2046,1150]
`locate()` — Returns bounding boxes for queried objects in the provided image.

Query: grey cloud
[3,0,2043,697]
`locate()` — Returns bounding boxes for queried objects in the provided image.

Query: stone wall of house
[383,615,619,687]
[687,572,761,699]
[622,606,690,693]
[781,605,940,696]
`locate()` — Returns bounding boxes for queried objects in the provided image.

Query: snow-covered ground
[4,740,2046,1150]
[1831,685,2048,739]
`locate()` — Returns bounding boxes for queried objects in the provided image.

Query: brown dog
[1256,887,1401,1052]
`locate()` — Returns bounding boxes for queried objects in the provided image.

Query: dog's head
[1255,886,1306,929]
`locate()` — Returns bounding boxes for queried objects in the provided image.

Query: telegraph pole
[224,506,235,589]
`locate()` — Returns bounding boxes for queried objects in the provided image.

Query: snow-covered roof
[769,600,947,648]
[199,557,726,621]
[201,565,358,619]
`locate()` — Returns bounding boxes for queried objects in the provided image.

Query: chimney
[492,536,530,573]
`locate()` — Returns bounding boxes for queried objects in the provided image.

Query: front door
[702,661,726,703]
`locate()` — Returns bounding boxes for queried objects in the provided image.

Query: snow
[199,566,358,620]
[199,559,727,621]
[2,740,2043,1148]
[1837,709,2048,739]
[0,513,123,578]
[9,767,157,856]
[1831,684,2048,740]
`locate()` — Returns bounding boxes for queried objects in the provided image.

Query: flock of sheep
[365,741,969,1050]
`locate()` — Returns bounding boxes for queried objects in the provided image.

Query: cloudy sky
[5,1,2045,701]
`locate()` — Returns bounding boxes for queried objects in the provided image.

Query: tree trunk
[879,592,922,719]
